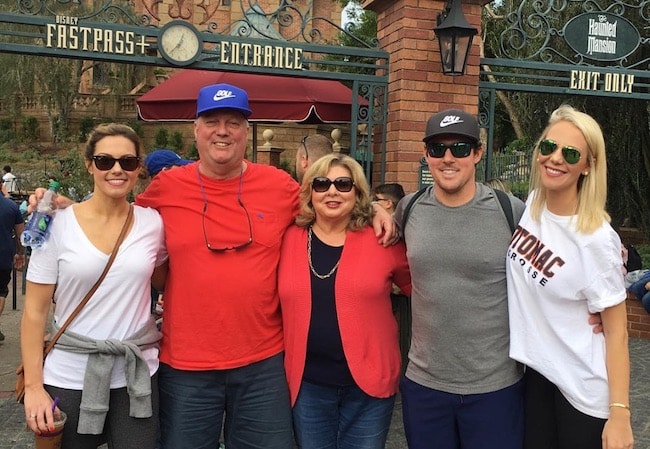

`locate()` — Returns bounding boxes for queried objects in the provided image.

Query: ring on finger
[29,414,36,419]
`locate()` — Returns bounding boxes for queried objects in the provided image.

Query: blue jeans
[400,376,524,449]
[629,273,650,313]
[158,353,293,449]
[292,381,395,449]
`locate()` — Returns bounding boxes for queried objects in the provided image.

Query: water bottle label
[37,215,51,232]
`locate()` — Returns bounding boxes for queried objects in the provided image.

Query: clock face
[159,22,202,66]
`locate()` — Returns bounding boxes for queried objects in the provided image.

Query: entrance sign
[0,1,390,181]
[564,13,640,62]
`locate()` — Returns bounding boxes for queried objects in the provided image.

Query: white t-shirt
[507,199,626,419]
[27,205,167,390]
[3,172,16,192]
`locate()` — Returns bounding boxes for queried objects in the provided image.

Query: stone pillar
[255,128,284,167]
[364,0,487,193]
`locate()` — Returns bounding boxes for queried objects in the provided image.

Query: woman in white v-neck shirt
[21,124,167,449]
[507,105,633,449]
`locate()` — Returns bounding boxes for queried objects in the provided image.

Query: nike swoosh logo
[212,92,236,102]
[439,116,463,127]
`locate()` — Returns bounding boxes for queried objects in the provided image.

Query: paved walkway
[2,279,650,448]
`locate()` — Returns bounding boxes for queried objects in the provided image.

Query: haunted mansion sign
[565,12,640,94]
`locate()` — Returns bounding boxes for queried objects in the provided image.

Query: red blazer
[278,225,411,406]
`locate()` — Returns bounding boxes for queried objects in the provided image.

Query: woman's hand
[24,386,56,435]
[27,188,74,214]
[602,408,633,449]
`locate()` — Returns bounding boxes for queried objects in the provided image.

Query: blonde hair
[484,178,511,194]
[295,154,372,230]
[529,104,609,233]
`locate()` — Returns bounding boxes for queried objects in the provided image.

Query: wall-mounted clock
[159,21,202,66]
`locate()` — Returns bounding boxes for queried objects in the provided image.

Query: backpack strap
[401,186,428,237]
[402,186,516,237]
[493,188,516,234]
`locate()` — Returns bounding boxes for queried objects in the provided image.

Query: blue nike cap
[196,83,252,118]
[144,149,192,177]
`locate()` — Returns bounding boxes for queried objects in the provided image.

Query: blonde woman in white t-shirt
[506,105,633,449]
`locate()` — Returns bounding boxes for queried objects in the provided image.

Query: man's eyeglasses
[373,196,392,204]
[312,177,355,193]
[92,155,141,171]
[301,135,309,160]
[198,167,253,252]
[538,139,582,165]
[426,142,474,158]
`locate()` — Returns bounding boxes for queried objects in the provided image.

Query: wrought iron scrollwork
[495,0,650,69]
[17,0,152,26]
[17,0,377,48]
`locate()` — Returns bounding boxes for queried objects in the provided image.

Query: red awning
[136,70,362,123]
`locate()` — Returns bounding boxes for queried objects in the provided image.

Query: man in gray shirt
[394,109,525,449]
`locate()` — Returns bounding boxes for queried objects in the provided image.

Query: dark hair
[3,166,10,173]
[373,183,405,204]
[84,123,143,160]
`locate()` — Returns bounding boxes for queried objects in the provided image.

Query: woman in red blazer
[278,154,411,449]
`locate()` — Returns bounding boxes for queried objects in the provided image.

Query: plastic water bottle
[21,180,61,248]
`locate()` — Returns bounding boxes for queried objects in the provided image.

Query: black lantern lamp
[434,0,478,75]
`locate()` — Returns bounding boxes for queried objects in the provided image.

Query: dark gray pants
[45,373,159,449]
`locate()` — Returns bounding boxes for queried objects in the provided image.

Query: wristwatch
[159,21,202,66]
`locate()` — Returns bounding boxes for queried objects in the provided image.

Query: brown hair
[84,123,143,161]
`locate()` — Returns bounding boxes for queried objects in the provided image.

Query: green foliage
[321,1,378,76]
[169,131,184,152]
[78,117,95,143]
[187,142,198,160]
[55,147,93,201]
[21,116,39,142]
[154,127,169,148]
[509,181,529,200]
[0,119,15,144]
[504,137,536,155]
[637,244,650,270]
[126,120,144,138]
[278,158,296,178]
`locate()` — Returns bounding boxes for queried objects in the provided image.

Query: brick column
[365,0,487,192]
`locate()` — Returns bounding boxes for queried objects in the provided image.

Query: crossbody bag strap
[42,205,134,356]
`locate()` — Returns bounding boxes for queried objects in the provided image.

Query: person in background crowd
[372,183,405,215]
[279,154,411,449]
[483,177,512,194]
[0,193,24,342]
[21,123,167,449]
[628,270,650,313]
[143,149,192,178]
[507,105,633,449]
[3,165,17,193]
[295,134,334,182]
[393,109,526,449]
